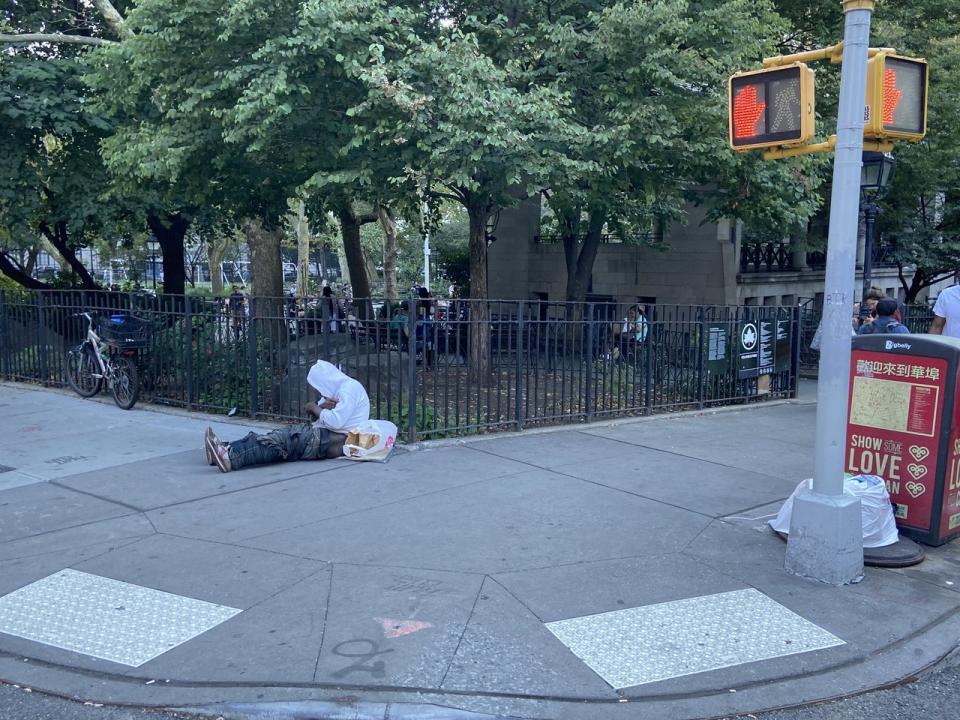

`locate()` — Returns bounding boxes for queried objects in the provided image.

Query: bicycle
[64,312,149,410]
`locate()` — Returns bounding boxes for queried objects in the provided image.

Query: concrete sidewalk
[1,381,959,720]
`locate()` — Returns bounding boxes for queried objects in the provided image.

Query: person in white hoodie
[204,360,370,472]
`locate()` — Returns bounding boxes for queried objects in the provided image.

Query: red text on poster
[846,351,946,530]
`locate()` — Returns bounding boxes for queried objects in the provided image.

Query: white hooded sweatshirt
[306,360,370,433]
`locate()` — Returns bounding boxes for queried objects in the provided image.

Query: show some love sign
[846,351,946,531]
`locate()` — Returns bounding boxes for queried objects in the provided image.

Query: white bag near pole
[342,420,398,462]
[770,474,899,548]
[810,321,823,351]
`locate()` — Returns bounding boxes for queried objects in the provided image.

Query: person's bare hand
[320,398,338,410]
[305,401,321,419]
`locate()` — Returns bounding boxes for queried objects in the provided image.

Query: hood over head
[307,360,348,397]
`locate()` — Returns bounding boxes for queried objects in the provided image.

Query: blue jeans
[227,423,333,470]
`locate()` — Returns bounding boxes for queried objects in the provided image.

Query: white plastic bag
[851,474,900,547]
[769,474,899,548]
[810,321,823,351]
[809,319,856,351]
[342,419,398,462]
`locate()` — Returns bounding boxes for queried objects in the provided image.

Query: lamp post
[484,211,499,297]
[858,152,896,320]
[146,238,160,290]
[422,200,431,292]
[784,0,875,585]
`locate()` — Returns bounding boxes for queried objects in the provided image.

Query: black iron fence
[0,290,799,441]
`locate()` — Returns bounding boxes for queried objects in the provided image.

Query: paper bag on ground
[343,420,398,462]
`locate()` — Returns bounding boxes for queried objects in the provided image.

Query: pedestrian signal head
[865,53,928,142]
[728,63,815,151]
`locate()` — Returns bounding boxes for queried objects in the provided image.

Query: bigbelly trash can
[846,334,960,545]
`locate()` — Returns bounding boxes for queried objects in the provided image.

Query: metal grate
[0,569,242,667]
[546,588,844,689]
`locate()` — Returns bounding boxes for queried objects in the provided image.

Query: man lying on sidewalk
[205,360,370,472]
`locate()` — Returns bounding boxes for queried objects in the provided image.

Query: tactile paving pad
[546,588,844,688]
[0,569,242,667]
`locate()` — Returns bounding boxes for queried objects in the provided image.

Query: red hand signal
[733,85,766,139]
[882,67,903,125]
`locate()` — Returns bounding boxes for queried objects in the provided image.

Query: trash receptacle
[846,334,960,546]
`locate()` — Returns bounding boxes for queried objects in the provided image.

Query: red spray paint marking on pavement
[374,617,433,639]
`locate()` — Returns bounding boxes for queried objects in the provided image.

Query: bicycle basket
[97,314,150,349]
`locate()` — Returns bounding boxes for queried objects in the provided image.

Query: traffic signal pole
[784,0,874,585]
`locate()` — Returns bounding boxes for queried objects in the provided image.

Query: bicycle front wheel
[65,344,102,397]
[109,355,140,410]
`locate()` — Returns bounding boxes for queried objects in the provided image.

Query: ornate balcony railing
[739,241,793,273]
[740,240,898,273]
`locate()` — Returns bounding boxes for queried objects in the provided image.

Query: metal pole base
[785,491,864,585]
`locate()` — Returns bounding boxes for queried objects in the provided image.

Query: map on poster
[849,376,939,437]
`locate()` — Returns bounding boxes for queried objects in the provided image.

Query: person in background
[857,298,910,335]
[857,287,888,330]
[228,285,245,338]
[618,304,649,358]
[204,360,370,472]
[929,271,960,337]
[416,286,435,366]
[321,285,337,333]
[417,286,434,318]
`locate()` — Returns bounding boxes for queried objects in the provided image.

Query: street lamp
[859,151,896,318]
[146,238,160,291]
[484,211,500,296]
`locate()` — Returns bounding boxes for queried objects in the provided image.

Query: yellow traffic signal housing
[865,52,928,142]
[729,63,816,151]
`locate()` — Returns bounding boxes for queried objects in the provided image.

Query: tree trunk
[90,0,131,38]
[39,237,69,273]
[558,209,604,358]
[147,213,189,296]
[337,203,373,318]
[467,200,491,381]
[242,217,284,316]
[24,244,40,276]
[0,252,48,289]
[556,208,602,366]
[564,209,605,305]
[292,200,311,297]
[789,225,809,271]
[40,222,98,288]
[184,243,206,288]
[901,267,949,305]
[378,205,399,302]
[0,32,114,46]
[206,236,228,297]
